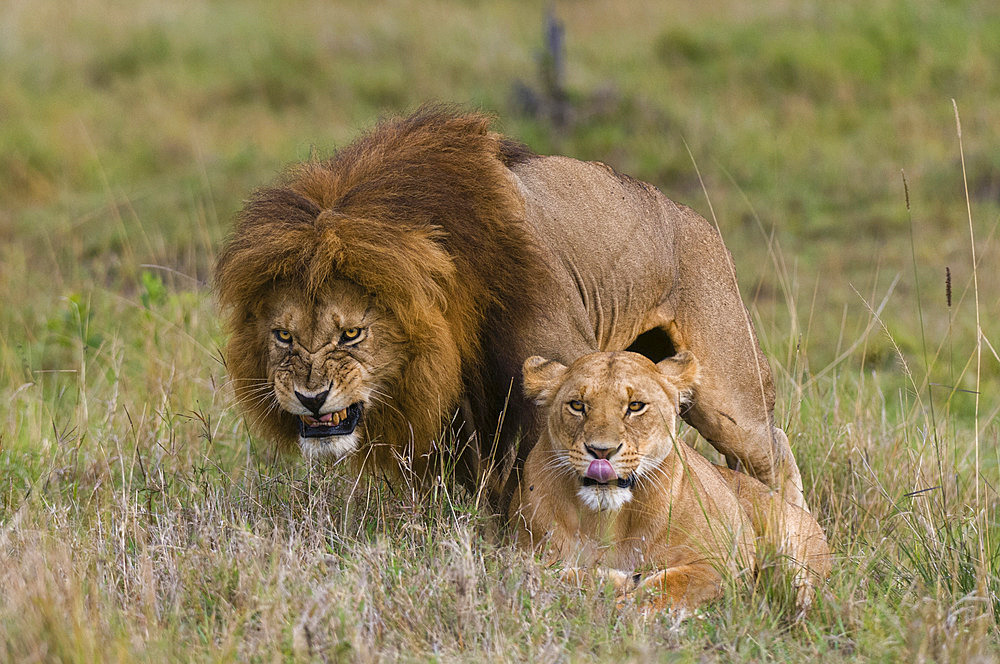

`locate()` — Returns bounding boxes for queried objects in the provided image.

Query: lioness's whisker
[537,450,577,481]
[531,465,575,489]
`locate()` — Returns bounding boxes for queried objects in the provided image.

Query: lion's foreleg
[717,465,831,610]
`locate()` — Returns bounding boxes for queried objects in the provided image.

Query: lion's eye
[627,401,647,414]
[273,329,292,344]
[568,400,586,413]
[340,327,365,345]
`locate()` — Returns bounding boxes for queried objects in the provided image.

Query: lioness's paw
[558,566,633,591]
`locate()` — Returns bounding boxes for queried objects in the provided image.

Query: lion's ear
[656,351,700,405]
[522,356,568,405]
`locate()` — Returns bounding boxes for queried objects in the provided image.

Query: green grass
[2,0,1000,660]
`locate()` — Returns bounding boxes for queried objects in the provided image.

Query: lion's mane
[215,107,543,463]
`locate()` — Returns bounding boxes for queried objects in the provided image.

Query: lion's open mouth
[298,402,363,438]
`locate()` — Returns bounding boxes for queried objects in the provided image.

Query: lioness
[510,351,830,611]
[215,107,805,510]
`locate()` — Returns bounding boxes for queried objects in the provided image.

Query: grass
[2,0,1000,660]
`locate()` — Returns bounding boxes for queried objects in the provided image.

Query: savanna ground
[3,0,1000,660]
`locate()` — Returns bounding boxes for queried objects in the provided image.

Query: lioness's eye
[568,400,585,413]
[627,401,646,413]
[273,329,292,344]
[340,327,365,345]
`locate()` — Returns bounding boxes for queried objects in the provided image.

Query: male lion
[510,351,831,611]
[215,107,805,509]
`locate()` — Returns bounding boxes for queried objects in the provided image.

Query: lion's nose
[294,388,329,415]
[584,443,622,460]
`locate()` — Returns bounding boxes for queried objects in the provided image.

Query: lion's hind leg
[718,466,831,610]
[661,207,807,510]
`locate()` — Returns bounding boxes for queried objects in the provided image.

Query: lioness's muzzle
[582,459,635,489]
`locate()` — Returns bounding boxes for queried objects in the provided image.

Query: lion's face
[258,279,407,458]
[522,351,699,512]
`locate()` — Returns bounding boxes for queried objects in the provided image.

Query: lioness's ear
[656,351,700,405]
[522,356,568,405]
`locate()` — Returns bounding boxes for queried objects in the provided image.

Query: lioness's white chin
[577,485,633,512]
[298,432,360,460]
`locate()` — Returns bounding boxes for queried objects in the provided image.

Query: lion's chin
[297,432,360,460]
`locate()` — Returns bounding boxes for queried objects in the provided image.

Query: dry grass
[3,360,998,661]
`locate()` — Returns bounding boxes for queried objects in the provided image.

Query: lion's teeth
[332,412,341,425]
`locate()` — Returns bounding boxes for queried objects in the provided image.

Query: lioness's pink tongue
[318,413,333,423]
[585,459,617,483]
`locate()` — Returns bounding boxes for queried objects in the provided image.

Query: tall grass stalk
[953,99,990,621]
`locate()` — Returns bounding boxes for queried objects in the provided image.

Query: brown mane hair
[215,106,543,465]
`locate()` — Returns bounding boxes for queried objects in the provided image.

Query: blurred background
[2,0,999,466]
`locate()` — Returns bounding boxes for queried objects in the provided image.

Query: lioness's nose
[295,388,329,415]
[584,443,621,460]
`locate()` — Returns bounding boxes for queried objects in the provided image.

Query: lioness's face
[523,351,698,512]
[261,279,406,459]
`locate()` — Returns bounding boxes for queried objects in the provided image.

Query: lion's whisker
[229,385,278,404]
[246,396,281,432]
[367,393,406,420]
[236,391,282,411]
